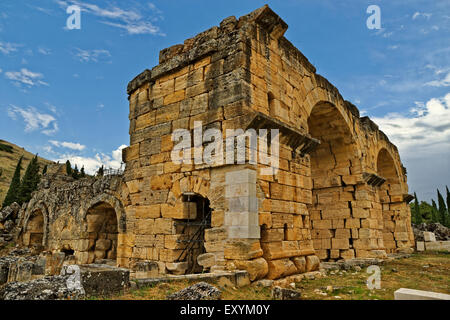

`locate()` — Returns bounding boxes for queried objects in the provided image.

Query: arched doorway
[22,209,45,249]
[376,148,405,253]
[84,202,119,263]
[175,193,212,274]
[308,102,362,260]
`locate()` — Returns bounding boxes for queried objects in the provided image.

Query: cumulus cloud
[73,48,111,63]
[49,140,86,151]
[55,0,163,35]
[54,145,127,174]
[372,93,450,201]
[4,68,48,87]
[7,105,59,135]
[373,93,450,156]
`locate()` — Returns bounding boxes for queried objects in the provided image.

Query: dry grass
[103,251,449,300]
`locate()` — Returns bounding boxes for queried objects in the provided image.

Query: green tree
[2,156,23,207]
[72,165,79,179]
[413,192,422,224]
[446,186,450,226]
[418,201,434,222]
[437,189,447,225]
[17,155,40,204]
[42,164,48,175]
[431,199,439,223]
[65,160,72,176]
[80,166,86,178]
[97,165,104,177]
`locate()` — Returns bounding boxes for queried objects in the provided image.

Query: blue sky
[0,0,449,202]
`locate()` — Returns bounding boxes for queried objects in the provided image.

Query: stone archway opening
[376,148,403,253]
[307,103,362,261]
[84,202,119,264]
[22,209,45,250]
[176,193,212,274]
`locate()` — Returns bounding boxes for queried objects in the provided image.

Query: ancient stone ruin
[11,5,414,283]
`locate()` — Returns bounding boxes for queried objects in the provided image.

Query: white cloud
[412,12,432,20]
[4,68,48,87]
[74,48,111,63]
[373,93,450,156]
[49,140,86,151]
[424,72,450,87]
[38,47,52,55]
[54,145,127,174]
[7,105,59,135]
[56,0,163,35]
[0,41,20,54]
[372,93,450,201]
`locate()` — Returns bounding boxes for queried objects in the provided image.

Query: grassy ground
[103,251,449,300]
[0,139,53,205]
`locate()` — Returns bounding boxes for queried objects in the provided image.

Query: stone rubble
[167,281,222,300]
[0,275,85,300]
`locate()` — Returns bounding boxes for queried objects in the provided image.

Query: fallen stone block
[394,288,450,300]
[61,264,130,297]
[424,241,450,252]
[423,232,436,242]
[416,241,424,252]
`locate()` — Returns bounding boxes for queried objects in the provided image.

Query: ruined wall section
[17,174,126,265]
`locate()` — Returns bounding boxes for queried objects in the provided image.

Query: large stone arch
[82,193,126,233]
[21,201,49,248]
[375,147,413,252]
[307,100,366,260]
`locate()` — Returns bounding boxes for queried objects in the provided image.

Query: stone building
[16,6,414,281]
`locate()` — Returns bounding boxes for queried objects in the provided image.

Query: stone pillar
[223,168,268,281]
[224,169,259,239]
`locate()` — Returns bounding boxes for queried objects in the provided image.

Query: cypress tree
[97,165,104,177]
[72,164,79,179]
[65,160,72,176]
[18,155,40,204]
[431,199,439,223]
[413,192,422,224]
[80,166,86,178]
[437,189,447,225]
[446,186,450,227]
[2,156,23,207]
[42,164,48,175]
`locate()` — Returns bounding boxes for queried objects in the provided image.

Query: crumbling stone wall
[16,5,414,281]
[16,168,126,266]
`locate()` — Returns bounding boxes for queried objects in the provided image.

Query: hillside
[0,139,54,206]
